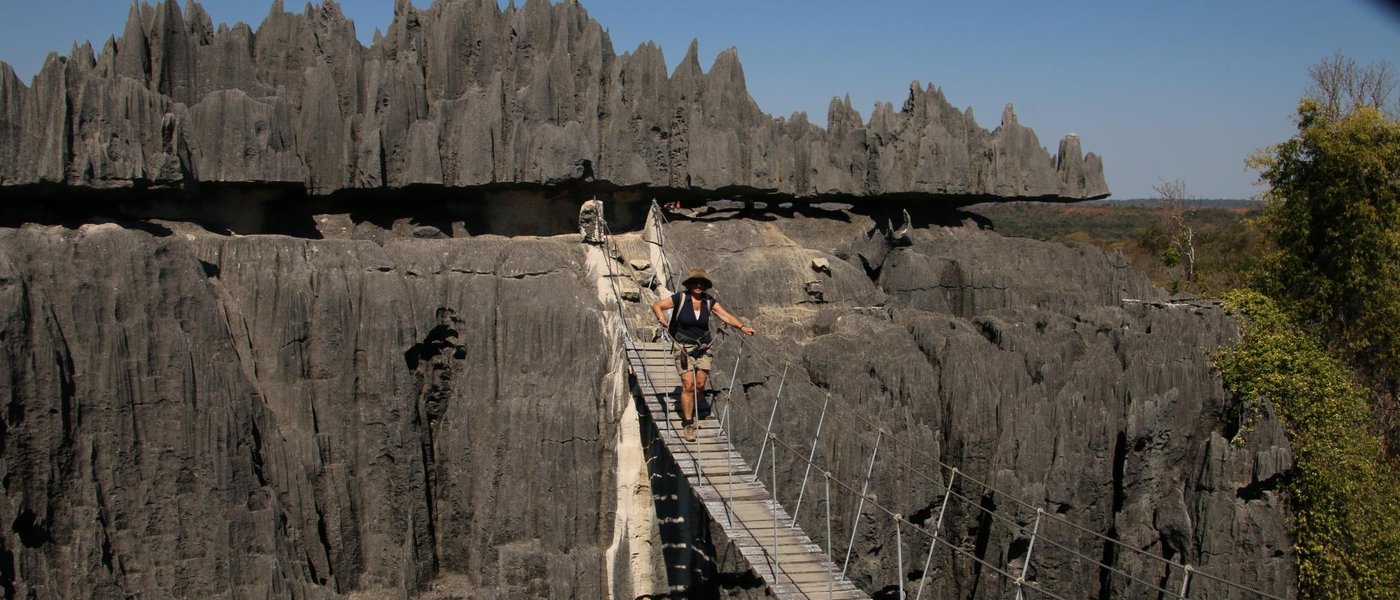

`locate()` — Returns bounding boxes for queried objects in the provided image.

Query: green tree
[1249,96,1400,447]
[1216,290,1400,599]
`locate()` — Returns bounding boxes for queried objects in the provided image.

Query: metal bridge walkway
[625,339,870,600]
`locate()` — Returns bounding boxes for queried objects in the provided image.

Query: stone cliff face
[0,224,633,598]
[0,202,1295,598]
[655,210,1294,598]
[0,1,1292,597]
[0,0,1107,200]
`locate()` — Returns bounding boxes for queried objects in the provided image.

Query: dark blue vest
[670,292,713,344]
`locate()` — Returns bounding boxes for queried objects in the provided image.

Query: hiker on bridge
[651,268,756,442]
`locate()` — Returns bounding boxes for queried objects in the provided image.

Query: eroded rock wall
[0,0,1107,200]
[0,225,635,598]
[659,210,1294,598]
[0,203,1294,599]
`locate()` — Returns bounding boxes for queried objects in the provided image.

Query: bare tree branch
[1307,51,1355,115]
[1154,179,1197,283]
[1307,51,1397,116]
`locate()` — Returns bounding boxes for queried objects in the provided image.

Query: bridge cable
[644,205,1113,598]
[604,220,833,598]
[643,204,1285,600]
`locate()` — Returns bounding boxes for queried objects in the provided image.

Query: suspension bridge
[598,202,1291,600]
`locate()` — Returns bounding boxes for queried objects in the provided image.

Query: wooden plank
[682,461,752,473]
[628,336,870,600]
[676,455,748,466]
[764,573,865,591]
[721,534,813,552]
[680,455,756,469]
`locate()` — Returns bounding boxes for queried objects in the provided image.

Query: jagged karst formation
[0,207,1296,598]
[0,1,1295,599]
[0,0,1106,201]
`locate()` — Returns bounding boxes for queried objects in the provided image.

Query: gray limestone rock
[0,2,1293,598]
[579,199,605,244]
[0,225,622,599]
[658,213,1294,599]
[0,207,1297,598]
[0,0,1107,201]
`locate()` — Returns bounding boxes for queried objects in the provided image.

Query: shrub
[1215,289,1400,599]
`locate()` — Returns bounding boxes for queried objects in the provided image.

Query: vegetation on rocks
[1215,290,1400,599]
[1249,99,1400,448]
[974,54,1400,600]
[1238,69,1400,597]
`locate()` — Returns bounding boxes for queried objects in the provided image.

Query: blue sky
[1,0,1397,199]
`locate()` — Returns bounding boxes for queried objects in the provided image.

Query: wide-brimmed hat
[680,268,713,290]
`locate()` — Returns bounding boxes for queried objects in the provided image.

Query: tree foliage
[1215,290,1400,599]
[1249,98,1400,446]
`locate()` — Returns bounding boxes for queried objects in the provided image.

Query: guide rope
[619,201,1285,600]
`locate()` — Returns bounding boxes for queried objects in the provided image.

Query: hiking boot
[683,423,698,443]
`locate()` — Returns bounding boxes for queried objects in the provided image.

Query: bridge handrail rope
[623,210,1050,598]
[728,325,1282,599]
[643,205,1149,599]
[644,210,1080,535]
[732,321,1281,599]
[649,333,1075,599]
[641,203,1285,600]
[602,216,811,590]
[602,221,828,599]
[913,467,956,600]
[692,339,1198,600]
[693,353,1075,599]
[731,357,1194,595]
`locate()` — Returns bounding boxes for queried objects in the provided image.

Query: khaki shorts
[675,342,713,373]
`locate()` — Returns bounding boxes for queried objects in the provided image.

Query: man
[651,268,756,442]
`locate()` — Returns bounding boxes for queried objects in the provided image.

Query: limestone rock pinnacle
[0,0,1110,200]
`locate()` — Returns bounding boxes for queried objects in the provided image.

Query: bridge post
[895,514,905,600]
[792,395,830,526]
[772,432,780,589]
[1014,508,1043,600]
[724,338,744,415]
[841,430,882,579]
[722,406,732,527]
[826,471,833,600]
[915,468,957,600]
[753,364,788,483]
[1178,565,1193,599]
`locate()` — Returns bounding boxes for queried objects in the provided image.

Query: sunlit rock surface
[0,0,1106,201]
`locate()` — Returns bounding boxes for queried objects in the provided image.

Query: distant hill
[1091,198,1262,209]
